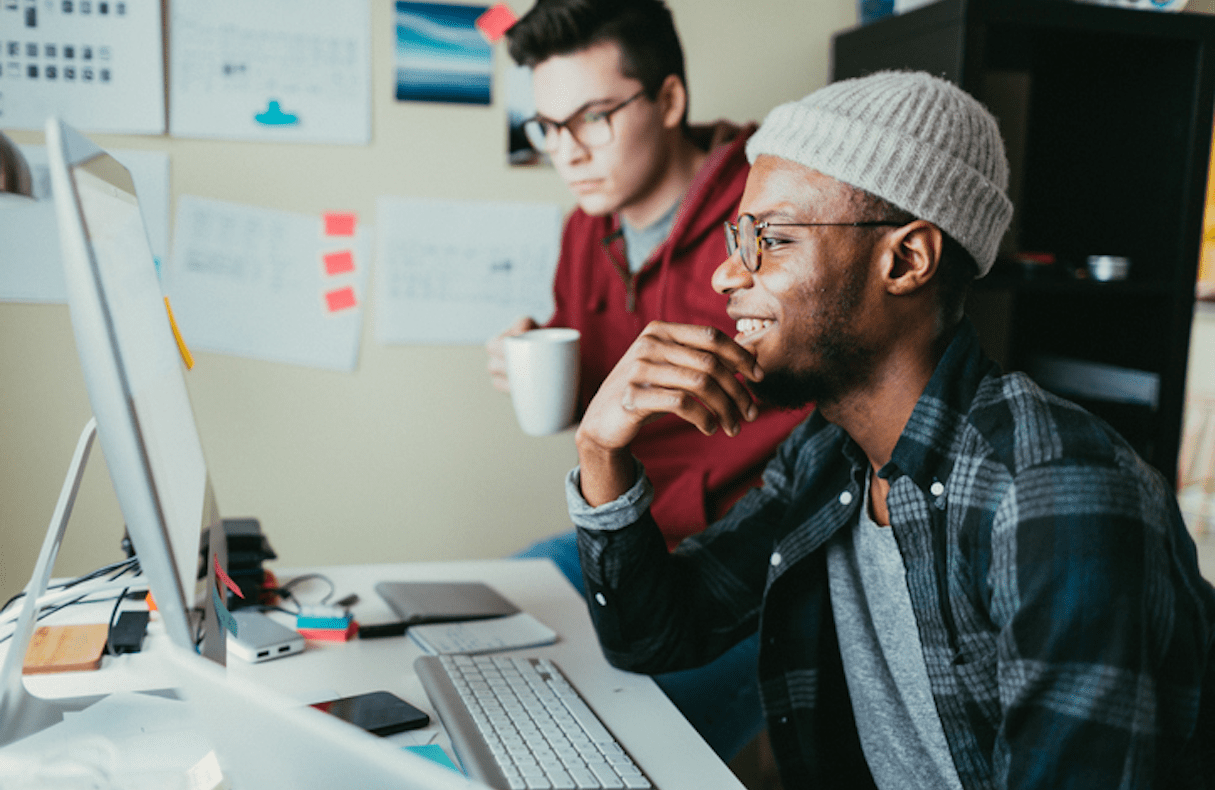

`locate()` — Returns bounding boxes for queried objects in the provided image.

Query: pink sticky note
[323,212,357,237]
[214,555,244,599]
[325,286,358,313]
[476,3,517,43]
[323,250,356,276]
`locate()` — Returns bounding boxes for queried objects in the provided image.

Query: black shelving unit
[833,0,1215,484]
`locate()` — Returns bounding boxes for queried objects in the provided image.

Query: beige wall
[0,0,857,603]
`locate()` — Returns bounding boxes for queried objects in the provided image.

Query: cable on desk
[0,560,145,645]
[23,562,142,628]
[105,585,131,657]
[0,557,140,615]
[270,572,339,613]
[186,597,204,648]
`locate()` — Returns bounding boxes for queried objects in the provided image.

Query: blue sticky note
[296,613,353,630]
[404,744,462,774]
[211,585,238,637]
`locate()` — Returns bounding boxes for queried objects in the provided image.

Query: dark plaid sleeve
[988,450,1212,789]
[567,421,816,674]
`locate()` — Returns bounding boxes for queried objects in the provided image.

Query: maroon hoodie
[547,123,814,549]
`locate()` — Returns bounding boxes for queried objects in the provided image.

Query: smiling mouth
[735,317,774,340]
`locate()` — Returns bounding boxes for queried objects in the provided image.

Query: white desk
[10,559,744,790]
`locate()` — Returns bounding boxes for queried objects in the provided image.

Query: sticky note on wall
[323,250,356,276]
[323,212,357,237]
[325,286,358,313]
[476,4,518,43]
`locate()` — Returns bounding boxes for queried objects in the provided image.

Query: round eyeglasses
[723,213,905,273]
[523,90,647,154]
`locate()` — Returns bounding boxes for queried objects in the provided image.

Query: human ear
[659,74,687,131]
[884,221,941,296]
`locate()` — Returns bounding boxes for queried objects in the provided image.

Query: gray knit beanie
[746,70,1013,276]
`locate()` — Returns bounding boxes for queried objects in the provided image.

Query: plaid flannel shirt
[569,320,1215,789]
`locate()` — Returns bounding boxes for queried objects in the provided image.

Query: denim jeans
[515,531,764,762]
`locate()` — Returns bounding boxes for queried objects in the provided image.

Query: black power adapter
[108,610,150,654]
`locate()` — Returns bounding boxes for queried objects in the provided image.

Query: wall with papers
[0,0,857,603]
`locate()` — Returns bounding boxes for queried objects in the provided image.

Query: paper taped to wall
[0,146,169,304]
[169,0,371,144]
[374,196,562,345]
[163,195,369,371]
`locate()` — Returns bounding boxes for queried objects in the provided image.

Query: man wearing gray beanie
[562,69,1215,789]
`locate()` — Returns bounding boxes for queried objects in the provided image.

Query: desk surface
[12,559,744,790]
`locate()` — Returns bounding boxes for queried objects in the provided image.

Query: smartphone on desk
[312,690,430,736]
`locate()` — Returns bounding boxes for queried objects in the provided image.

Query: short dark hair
[506,0,687,113]
[935,233,979,326]
[850,188,977,327]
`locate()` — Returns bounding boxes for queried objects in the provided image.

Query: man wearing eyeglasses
[487,0,812,764]
[567,70,1215,789]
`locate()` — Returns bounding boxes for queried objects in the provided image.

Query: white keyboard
[415,654,653,790]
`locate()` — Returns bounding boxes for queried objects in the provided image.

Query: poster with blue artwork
[395,2,492,105]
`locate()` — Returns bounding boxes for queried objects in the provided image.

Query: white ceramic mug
[504,328,581,436]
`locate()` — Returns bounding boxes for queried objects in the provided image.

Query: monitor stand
[0,418,111,746]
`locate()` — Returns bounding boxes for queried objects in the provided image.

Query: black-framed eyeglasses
[723,213,906,272]
[523,89,647,153]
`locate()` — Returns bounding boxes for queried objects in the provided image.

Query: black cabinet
[833,0,1215,484]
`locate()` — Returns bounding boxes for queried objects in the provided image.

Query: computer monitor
[11,120,483,788]
[0,118,229,746]
[45,116,228,661]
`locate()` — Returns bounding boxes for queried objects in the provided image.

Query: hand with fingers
[575,321,764,507]
[486,316,541,393]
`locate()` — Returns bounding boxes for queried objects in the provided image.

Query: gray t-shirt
[825,477,963,790]
[620,199,680,273]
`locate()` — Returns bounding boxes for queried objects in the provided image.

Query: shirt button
[594,592,607,606]
[839,490,853,506]
[770,552,782,567]
[930,481,945,497]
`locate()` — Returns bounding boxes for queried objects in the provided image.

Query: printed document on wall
[0,146,170,303]
[0,0,165,133]
[375,197,562,345]
[163,196,370,371]
[169,0,371,144]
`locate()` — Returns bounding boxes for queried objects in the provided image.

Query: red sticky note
[325,286,358,313]
[323,212,357,237]
[476,3,517,43]
[298,622,359,642]
[215,555,244,598]
[323,250,356,276]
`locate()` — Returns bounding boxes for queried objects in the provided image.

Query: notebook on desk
[163,643,484,790]
[408,612,558,656]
